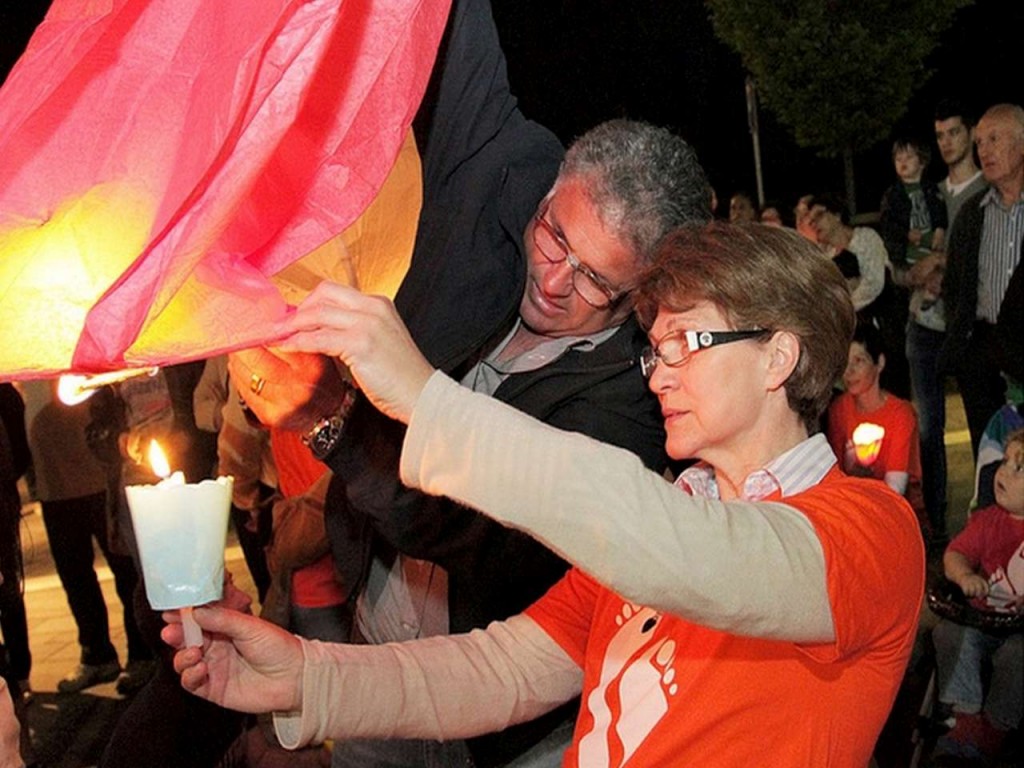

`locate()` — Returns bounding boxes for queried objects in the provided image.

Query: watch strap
[302,383,358,461]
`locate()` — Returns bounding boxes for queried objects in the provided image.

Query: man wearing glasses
[231,0,710,764]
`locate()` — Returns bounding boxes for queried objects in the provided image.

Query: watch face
[304,386,356,460]
[309,415,343,460]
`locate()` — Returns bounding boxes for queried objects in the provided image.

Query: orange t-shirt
[526,469,924,767]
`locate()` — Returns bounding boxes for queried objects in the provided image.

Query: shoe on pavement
[115,660,158,695]
[57,661,121,693]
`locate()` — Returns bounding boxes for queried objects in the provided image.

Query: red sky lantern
[0,0,449,379]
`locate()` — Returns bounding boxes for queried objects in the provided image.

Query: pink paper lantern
[0,0,449,379]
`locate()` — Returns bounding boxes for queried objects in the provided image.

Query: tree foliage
[707,0,971,158]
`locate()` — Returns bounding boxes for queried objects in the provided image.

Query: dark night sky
[491,0,1024,216]
[3,0,1022,217]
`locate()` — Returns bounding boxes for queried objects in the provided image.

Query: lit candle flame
[148,440,171,479]
[852,422,885,467]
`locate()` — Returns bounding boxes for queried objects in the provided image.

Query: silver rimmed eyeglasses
[532,200,629,310]
[640,328,772,378]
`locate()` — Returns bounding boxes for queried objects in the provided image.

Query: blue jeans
[934,620,1024,730]
[905,322,947,541]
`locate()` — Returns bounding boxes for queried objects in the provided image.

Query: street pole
[745,76,765,209]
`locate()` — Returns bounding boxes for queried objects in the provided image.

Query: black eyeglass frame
[640,328,771,378]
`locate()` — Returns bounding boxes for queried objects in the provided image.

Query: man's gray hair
[559,119,711,263]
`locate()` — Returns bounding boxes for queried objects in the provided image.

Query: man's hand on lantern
[228,347,347,432]
[162,601,303,714]
[278,282,435,425]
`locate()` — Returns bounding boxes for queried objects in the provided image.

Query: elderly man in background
[942,103,1024,456]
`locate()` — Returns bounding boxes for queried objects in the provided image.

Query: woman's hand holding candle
[125,441,234,645]
[162,600,304,714]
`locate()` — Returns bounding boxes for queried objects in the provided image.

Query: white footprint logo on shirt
[577,603,678,767]
[986,540,1024,610]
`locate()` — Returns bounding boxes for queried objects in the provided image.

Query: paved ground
[9,387,1013,767]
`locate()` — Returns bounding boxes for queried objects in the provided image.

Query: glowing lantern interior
[0,0,448,380]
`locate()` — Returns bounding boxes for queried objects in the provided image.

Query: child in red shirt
[932,428,1024,764]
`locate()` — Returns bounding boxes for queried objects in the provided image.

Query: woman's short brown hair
[635,222,855,432]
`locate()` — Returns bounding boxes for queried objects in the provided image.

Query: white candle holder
[125,472,233,645]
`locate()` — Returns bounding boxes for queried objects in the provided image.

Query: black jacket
[939,187,1024,374]
[323,0,667,763]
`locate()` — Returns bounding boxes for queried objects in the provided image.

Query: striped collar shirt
[675,433,837,501]
[977,187,1024,323]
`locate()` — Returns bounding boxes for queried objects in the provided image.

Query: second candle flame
[148,440,171,480]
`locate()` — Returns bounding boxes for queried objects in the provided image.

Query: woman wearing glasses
[166,223,925,767]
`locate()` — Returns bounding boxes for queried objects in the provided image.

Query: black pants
[229,498,272,605]
[0,516,30,683]
[40,491,151,665]
[954,321,1008,460]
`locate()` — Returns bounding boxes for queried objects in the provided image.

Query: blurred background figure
[809,194,888,316]
[793,193,818,242]
[0,384,31,702]
[22,379,154,695]
[827,321,927,535]
[0,384,32,765]
[809,194,910,399]
[758,203,784,227]
[930,427,1024,766]
[880,136,946,264]
[194,356,277,604]
[879,136,949,549]
[728,190,757,222]
[974,378,1023,515]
